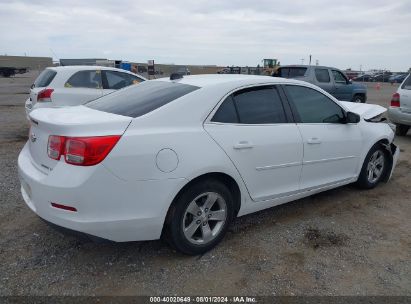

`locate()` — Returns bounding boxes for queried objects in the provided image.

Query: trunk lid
[339,101,386,120]
[28,106,132,173]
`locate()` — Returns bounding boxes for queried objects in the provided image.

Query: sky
[0,0,410,71]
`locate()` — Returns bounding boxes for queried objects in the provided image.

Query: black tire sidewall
[352,95,365,103]
[166,179,235,255]
[395,124,409,136]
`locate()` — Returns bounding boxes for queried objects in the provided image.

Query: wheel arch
[360,138,394,183]
[161,172,242,237]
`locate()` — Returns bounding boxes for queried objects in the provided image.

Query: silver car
[388,73,411,136]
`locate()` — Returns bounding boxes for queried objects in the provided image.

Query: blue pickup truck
[273,65,367,103]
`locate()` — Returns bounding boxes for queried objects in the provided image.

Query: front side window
[315,69,331,83]
[65,70,102,89]
[212,86,286,124]
[332,70,348,83]
[285,85,345,123]
[104,71,144,90]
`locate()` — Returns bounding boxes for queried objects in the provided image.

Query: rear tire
[164,179,235,255]
[356,144,388,189]
[395,124,409,136]
[352,94,365,103]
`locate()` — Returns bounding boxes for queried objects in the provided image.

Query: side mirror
[347,79,352,84]
[345,111,360,123]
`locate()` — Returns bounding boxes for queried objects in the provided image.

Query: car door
[56,70,104,106]
[330,69,352,101]
[283,84,362,190]
[204,85,303,202]
[102,70,144,96]
[398,74,411,112]
[313,68,333,94]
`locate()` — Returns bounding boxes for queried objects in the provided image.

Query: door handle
[307,137,321,144]
[233,141,254,150]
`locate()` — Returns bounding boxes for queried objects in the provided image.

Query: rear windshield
[86,81,199,118]
[401,74,411,90]
[33,69,57,87]
[275,67,307,78]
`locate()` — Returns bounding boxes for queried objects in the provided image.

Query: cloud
[0,0,410,70]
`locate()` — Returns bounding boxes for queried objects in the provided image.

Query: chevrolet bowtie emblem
[30,132,37,143]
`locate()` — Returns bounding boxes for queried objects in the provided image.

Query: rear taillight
[47,135,65,160]
[47,135,121,166]
[391,93,400,107]
[37,88,54,102]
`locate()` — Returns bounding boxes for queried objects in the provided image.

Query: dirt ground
[0,72,410,296]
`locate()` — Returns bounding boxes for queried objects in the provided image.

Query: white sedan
[18,74,399,255]
[25,66,146,117]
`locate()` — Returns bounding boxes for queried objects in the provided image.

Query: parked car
[273,65,367,103]
[173,66,191,76]
[352,74,373,82]
[388,73,411,136]
[389,73,408,84]
[370,73,392,83]
[25,66,146,117]
[19,75,399,255]
[0,67,17,77]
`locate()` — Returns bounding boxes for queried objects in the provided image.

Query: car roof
[45,65,146,79]
[47,65,139,73]
[279,64,340,70]
[155,74,306,88]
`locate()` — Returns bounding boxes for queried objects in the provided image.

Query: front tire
[395,124,409,136]
[352,94,365,103]
[356,144,388,189]
[164,179,235,255]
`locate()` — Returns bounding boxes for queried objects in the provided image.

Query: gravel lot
[0,72,410,296]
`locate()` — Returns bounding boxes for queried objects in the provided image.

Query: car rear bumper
[388,107,411,126]
[18,143,187,242]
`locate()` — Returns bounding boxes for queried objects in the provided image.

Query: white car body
[18,75,399,247]
[25,66,146,117]
[388,73,411,133]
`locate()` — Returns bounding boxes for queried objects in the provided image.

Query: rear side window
[285,85,345,123]
[401,74,411,90]
[315,69,331,83]
[103,71,144,90]
[212,96,239,123]
[87,81,199,118]
[33,69,57,87]
[277,67,307,78]
[65,70,102,89]
[212,86,286,124]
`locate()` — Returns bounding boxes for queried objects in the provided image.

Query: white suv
[388,73,411,136]
[25,66,146,116]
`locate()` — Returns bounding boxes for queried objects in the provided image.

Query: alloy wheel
[366,150,385,183]
[182,192,227,245]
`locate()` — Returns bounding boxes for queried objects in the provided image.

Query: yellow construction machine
[262,58,280,75]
